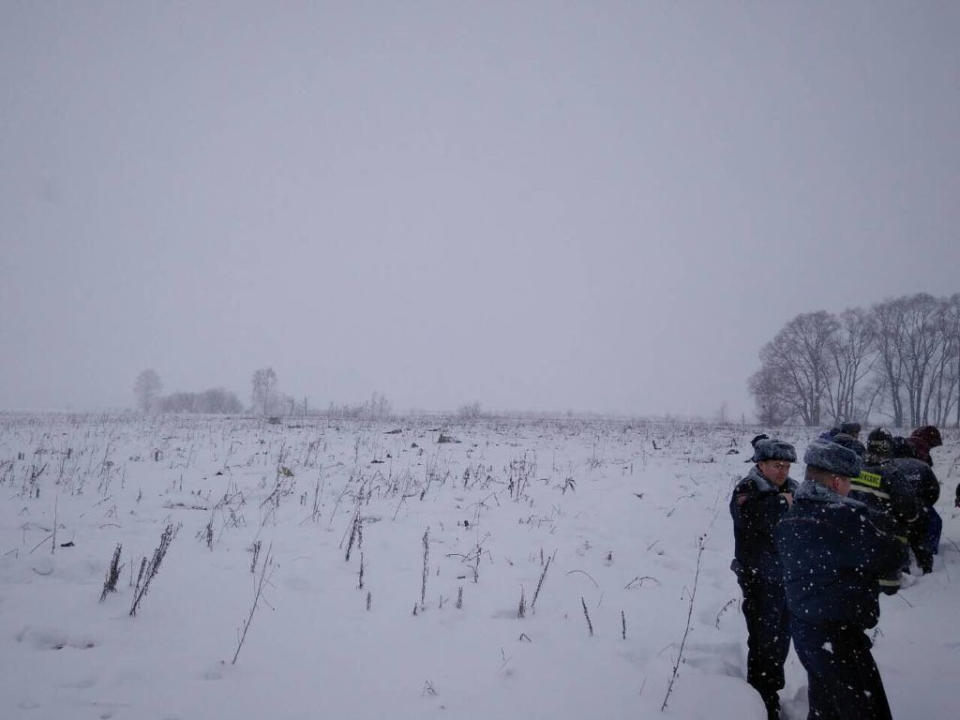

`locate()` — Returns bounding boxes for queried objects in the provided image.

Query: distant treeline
[134,369,243,415]
[155,388,243,414]
[134,367,395,418]
[749,292,960,428]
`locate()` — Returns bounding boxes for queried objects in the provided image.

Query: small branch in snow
[232,543,274,665]
[566,569,599,588]
[624,575,660,590]
[661,534,706,712]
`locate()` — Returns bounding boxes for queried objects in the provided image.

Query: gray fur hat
[804,439,862,478]
[752,438,797,463]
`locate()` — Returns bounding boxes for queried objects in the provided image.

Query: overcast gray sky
[2,1,958,417]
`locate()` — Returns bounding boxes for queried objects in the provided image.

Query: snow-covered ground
[1,413,957,719]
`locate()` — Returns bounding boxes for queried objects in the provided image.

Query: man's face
[757,460,790,487]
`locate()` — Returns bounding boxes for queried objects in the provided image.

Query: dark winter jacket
[775,480,903,629]
[848,460,919,538]
[730,466,798,584]
[893,456,940,507]
[907,436,934,466]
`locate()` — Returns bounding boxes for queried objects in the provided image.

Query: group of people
[729,422,946,720]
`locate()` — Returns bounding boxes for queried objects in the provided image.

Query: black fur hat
[832,433,866,457]
[839,422,861,436]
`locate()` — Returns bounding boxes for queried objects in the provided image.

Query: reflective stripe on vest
[849,484,891,501]
[855,471,883,489]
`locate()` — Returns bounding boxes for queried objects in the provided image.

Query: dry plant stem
[129,522,180,617]
[625,575,660,590]
[250,540,261,574]
[310,466,324,522]
[232,543,273,665]
[345,509,361,561]
[51,496,58,554]
[580,596,594,636]
[530,555,552,611]
[29,533,54,554]
[420,527,430,611]
[329,480,352,526]
[133,556,147,594]
[714,598,738,629]
[99,543,122,602]
[661,536,706,712]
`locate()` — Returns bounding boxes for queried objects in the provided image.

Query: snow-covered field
[1,413,957,720]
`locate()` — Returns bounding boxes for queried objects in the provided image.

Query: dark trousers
[908,506,942,572]
[739,578,790,702]
[927,506,942,555]
[907,508,934,572]
[790,619,892,720]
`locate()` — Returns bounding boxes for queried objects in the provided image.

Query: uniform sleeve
[837,507,905,577]
[731,482,789,535]
[917,465,940,506]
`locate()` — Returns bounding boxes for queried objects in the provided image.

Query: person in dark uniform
[892,436,941,573]
[908,425,947,553]
[730,437,798,719]
[818,421,861,442]
[909,425,943,466]
[831,432,865,458]
[776,439,903,720]
[848,428,918,593]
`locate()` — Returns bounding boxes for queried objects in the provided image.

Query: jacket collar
[748,465,798,493]
[795,477,866,509]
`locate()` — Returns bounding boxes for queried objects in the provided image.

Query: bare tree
[927,297,958,426]
[751,293,960,428]
[457,401,483,420]
[824,308,877,425]
[251,367,279,416]
[757,311,838,426]
[872,297,909,427]
[369,391,392,419]
[747,363,793,426]
[897,294,944,427]
[133,369,163,413]
[945,294,960,427]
